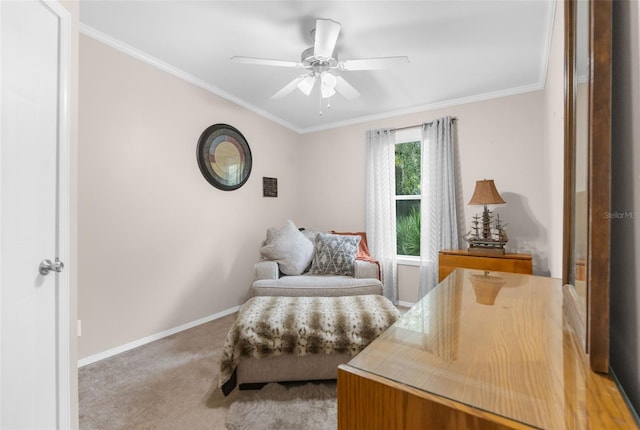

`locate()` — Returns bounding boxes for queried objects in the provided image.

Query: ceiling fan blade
[231,56,302,68]
[313,19,341,59]
[271,75,307,99]
[340,56,410,71]
[335,76,360,100]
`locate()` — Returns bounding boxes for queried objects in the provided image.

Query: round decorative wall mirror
[196,124,252,191]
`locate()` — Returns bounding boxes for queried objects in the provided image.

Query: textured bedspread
[219,294,400,394]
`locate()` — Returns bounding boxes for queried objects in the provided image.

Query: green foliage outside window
[395,141,421,256]
[397,206,420,256]
[395,141,421,195]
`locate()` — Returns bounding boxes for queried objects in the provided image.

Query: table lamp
[465,179,508,254]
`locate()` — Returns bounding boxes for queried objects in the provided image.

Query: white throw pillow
[260,220,314,275]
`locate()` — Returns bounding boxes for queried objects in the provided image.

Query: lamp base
[464,205,508,254]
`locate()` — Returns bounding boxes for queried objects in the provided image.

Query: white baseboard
[77,305,241,368]
[398,300,416,308]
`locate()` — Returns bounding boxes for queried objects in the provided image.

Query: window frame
[394,127,422,259]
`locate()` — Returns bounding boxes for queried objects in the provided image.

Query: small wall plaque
[263,177,278,197]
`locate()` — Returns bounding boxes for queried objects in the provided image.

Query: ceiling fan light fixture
[320,72,337,98]
[321,84,336,98]
[297,75,316,95]
[321,72,337,88]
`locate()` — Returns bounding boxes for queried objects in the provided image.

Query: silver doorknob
[39,259,64,276]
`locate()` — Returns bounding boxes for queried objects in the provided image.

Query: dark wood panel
[588,0,612,373]
[564,0,613,374]
[563,0,576,287]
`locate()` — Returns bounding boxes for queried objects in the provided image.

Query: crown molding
[299,82,545,134]
[79,24,304,134]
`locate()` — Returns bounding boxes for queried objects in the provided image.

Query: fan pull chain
[318,93,333,116]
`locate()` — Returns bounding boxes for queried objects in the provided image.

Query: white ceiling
[79,1,555,134]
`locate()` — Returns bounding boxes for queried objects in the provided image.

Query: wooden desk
[439,249,532,282]
[338,269,638,429]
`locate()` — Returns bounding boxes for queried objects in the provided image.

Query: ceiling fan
[231,18,409,104]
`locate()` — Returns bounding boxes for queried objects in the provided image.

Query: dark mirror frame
[196,124,253,191]
[563,0,612,373]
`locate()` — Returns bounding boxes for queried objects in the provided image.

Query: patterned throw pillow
[309,233,361,276]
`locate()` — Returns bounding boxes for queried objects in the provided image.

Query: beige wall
[78,35,301,358]
[543,0,565,279]
[397,265,420,304]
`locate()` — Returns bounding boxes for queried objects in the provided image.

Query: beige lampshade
[468,179,506,205]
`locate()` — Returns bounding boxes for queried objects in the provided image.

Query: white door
[1,0,71,428]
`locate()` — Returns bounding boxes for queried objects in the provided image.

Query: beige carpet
[80,305,408,429]
[79,304,409,429]
[79,313,267,430]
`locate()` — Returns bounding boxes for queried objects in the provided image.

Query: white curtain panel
[419,117,460,298]
[365,129,398,304]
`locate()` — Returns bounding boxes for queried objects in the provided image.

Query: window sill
[397,256,420,267]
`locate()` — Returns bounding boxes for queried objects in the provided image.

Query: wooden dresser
[438,249,532,282]
[337,269,638,429]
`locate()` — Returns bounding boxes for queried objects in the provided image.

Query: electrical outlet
[77,320,82,337]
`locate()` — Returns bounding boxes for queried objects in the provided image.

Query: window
[395,128,421,257]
